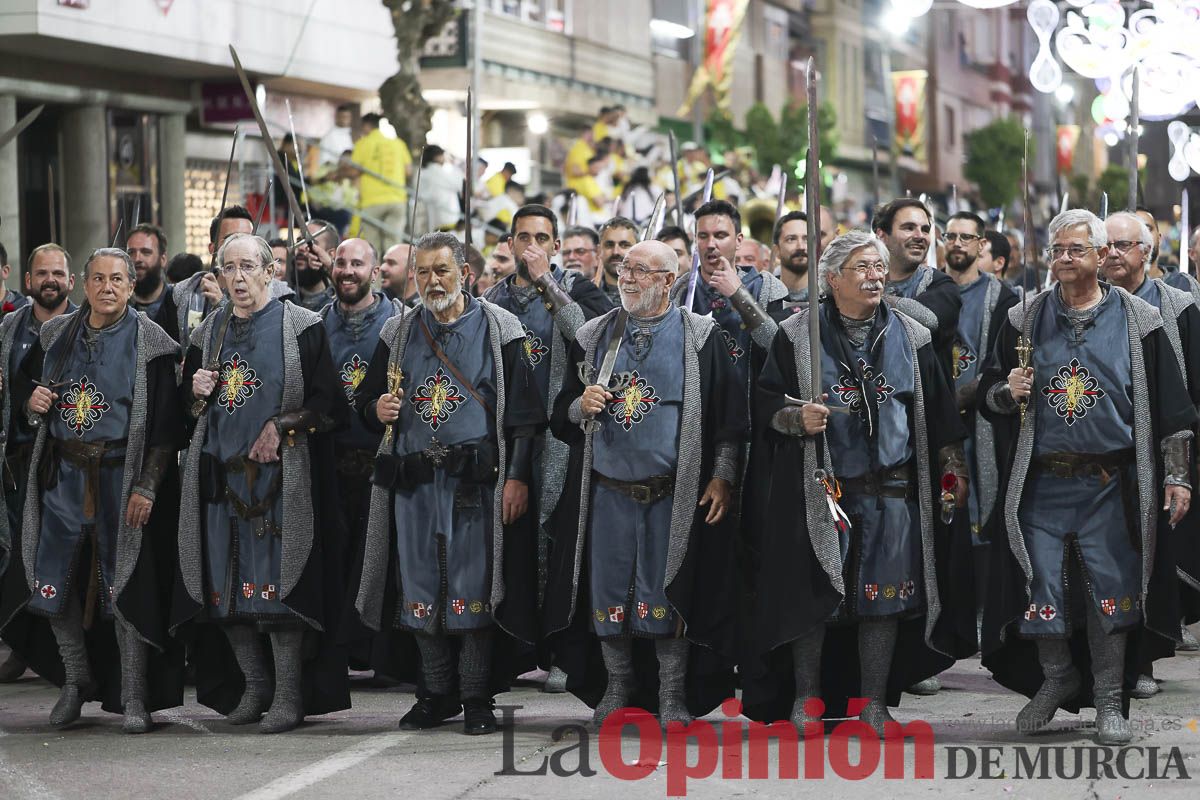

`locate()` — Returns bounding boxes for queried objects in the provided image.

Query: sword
[405,145,428,283]
[639,192,666,242]
[668,130,684,228]
[1099,191,1109,220]
[871,138,880,210]
[206,124,240,275]
[284,98,313,222]
[950,183,958,215]
[576,309,633,434]
[253,175,274,236]
[1182,187,1190,277]
[48,163,57,243]
[1059,191,1069,216]
[190,304,236,418]
[229,46,313,251]
[29,302,91,429]
[464,86,474,249]
[678,169,732,207]
[0,105,43,151]
[682,168,715,311]
[774,166,788,222]
[805,58,823,410]
[1016,129,1035,428]
[1128,66,1140,212]
[567,191,579,227]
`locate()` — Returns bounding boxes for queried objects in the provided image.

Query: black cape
[172,316,353,717]
[544,313,748,717]
[978,293,1196,711]
[1,342,185,714]
[740,299,972,722]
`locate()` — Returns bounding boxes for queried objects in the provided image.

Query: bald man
[546,238,746,729]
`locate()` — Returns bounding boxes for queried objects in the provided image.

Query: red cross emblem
[40,584,57,599]
[608,371,660,431]
[451,599,466,615]
[607,606,624,623]
[339,354,368,401]
[55,375,111,437]
[831,358,895,421]
[952,340,976,380]
[523,327,549,367]
[720,328,745,361]
[1041,358,1106,426]
[411,368,466,431]
[218,353,263,414]
[1039,604,1057,621]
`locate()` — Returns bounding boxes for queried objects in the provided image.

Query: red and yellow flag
[1056,125,1081,174]
[679,0,750,115]
[892,70,927,163]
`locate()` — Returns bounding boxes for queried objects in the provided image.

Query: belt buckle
[423,437,450,468]
[630,484,652,504]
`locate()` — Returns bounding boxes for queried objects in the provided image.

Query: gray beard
[621,282,665,318]
[423,284,461,314]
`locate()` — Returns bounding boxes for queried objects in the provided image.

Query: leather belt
[1031,449,1134,483]
[593,472,675,504]
[371,438,498,490]
[44,437,127,519]
[839,463,914,500]
[199,454,283,538]
[335,447,377,478]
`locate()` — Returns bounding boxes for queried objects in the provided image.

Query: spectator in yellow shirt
[348,113,411,253]
[486,162,517,198]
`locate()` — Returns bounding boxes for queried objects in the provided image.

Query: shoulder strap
[417,314,495,417]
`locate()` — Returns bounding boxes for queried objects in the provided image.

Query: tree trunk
[380,0,458,148]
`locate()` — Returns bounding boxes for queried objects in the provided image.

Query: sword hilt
[1015,334,1033,426]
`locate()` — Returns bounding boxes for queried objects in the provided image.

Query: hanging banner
[1056,124,1081,174]
[678,0,751,115]
[892,70,927,163]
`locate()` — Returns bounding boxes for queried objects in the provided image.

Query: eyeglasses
[840,261,888,277]
[1045,245,1096,262]
[943,232,980,244]
[616,263,672,280]
[1107,240,1144,254]
[220,262,266,277]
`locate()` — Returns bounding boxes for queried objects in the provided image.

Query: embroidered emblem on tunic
[831,358,895,420]
[218,353,263,414]
[608,370,660,431]
[40,584,57,599]
[1120,596,1133,612]
[56,376,111,437]
[1024,603,1038,621]
[652,606,667,620]
[410,601,429,619]
[339,354,368,401]
[469,600,484,614]
[451,599,466,615]
[242,582,256,600]
[1039,604,1057,621]
[411,368,466,431]
[720,328,745,361]
[864,583,879,600]
[607,606,625,623]
[1041,358,1105,426]
[1101,598,1116,616]
[952,340,976,380]
[260,584,277,600]
[523,326,549,367]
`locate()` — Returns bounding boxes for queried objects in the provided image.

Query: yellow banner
[892,70,927,163]
[678,0,751,115]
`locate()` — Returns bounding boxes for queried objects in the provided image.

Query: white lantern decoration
[1029,0,1064,93]
[1169,120,1192,182]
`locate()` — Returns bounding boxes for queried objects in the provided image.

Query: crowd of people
[1,108,1200,754]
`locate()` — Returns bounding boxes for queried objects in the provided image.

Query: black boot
[459,630,495,735]
[398,693,462,729]
[462,697,497,735]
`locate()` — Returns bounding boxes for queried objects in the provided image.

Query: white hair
[1105,211,1153,267]
[818,230,889,294]
[1048,209,1106,250]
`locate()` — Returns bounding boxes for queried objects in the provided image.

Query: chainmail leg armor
[222,624,271,725]
[458,630,493,701]
[261,628,304,733]
[1087,605,1132,745]
[858,619,899,736]
[593,638,634,727]
[414,633,454,696]
[789,624,825,729]
[48,599,92,726]
[656,638,693,727]
[1015,638,1080,735]
[116,618,151,733]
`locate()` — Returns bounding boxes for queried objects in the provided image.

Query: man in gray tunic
[0,244,76,683]
[179,233,350,733]
[355,232,544,735]
[980,209,1195,745]
[547,240,746,728]
[5,248,182,732]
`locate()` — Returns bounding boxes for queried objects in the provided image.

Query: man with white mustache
[546,240,746,729]
[355,232,545,736]
[743,229,969,737]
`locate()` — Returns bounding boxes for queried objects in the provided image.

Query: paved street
[1,639,1198,799]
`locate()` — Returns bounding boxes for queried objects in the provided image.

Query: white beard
[621,281,666,318]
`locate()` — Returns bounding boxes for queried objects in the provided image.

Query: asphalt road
[1,638,1198,799]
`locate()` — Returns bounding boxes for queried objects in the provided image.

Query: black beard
[781,253,807,275]
[134,267,162,297]
[297,267,326,289]
[33,285,65,311]
[946,253,975,272]
[336,280,371,305]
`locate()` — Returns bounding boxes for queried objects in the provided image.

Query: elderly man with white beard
[354,232,545,736]
[741,230,970,737]
[544,240,747,728]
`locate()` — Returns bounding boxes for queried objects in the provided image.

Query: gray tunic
[322,293,401,453]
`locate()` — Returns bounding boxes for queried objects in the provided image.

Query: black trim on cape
[171,318,353,717]
[740,300,971,722]
[978,311,1196,711]
[543,319,748,717]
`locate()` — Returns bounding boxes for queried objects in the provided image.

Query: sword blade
[596,309,629,387]
[284,98,312,222]
[406,145,428,276]
[640,192,666,242]
[683,168,716,310]
[806,57,822,409]
[775,165,788,221]
[668,131,683,228]
[48,162,57,243]
[1129,66,1140,212]
[464,86,474,249]
[1183,187,1191,277]
[0,105,43,151]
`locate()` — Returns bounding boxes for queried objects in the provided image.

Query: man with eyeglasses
[483,205,609,692]
[560,226,600,282]
[742,230,969,737]
[1103,211,1200,677]
[355,232,544,735]
[978,208,1195,746]
[5,248,184,733]
[546,239,744,729]
[671,200,788,392]
[944,213,1019,553]
[874,198,963,385]
[179,233,350,734]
